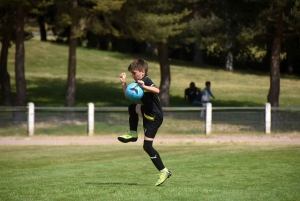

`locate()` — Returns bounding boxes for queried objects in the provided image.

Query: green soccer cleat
[117,131,138,143]
[155,169,172,186]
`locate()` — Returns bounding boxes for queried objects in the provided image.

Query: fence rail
[0,103,299,136]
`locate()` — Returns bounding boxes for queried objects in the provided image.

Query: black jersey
[140,76,163,120]
[185,87,199,103]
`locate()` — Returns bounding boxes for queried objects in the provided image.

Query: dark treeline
[0,0,300,107]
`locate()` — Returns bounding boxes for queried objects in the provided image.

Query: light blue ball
[126,83,144,101]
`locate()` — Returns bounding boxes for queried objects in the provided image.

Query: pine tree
[0,1,14,106]
[0,0,53,106]
[51,0,126,107]
[240,0,299,106]
[110,0,194,106]
[30,0,55,41]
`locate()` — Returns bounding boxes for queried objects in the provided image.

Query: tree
[208,0,299,106]
[14,5,27,106]
[168,0,214,65]
[0,2,14,106]
[53,0,86,107]
[0,0,44,107]
[111,0,193,106]
[30,0,55,41]
[85,0,126,49]
[247,0,299,106]
[65,0,81,107]
[53,0,126,107]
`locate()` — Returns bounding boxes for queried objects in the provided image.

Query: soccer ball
[126,82,144,101]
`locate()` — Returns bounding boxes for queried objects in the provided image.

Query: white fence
[1,102,299,136]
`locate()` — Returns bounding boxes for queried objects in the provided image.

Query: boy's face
[130,69,145,81]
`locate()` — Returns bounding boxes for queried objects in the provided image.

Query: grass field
[5,36,300,107]
[2,35,300,201]
[0,143,299,201]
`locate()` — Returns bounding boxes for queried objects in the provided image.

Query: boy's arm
[184,89,188,100]
[137,80,160,94]
[121,82,128,98]
[141,84,160,94]
[207,88,215,99]
[120,72,128,98]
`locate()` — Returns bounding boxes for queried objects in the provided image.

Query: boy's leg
[143,140,164,170]
[142,114,171,186]
[128,103,140,131]
[118,104,140,143]
[143,139,172,186]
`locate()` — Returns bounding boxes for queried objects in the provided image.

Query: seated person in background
[192,90,203,106]
[184,82,201,104]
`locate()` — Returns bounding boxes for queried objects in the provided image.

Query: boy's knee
[143,140,155,156]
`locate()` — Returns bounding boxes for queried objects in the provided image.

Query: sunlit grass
[0,144,299,201]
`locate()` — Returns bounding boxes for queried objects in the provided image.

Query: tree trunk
[14,6,27,106]
[158,43,170,107]
[38,16,47,41]
[0,36,12,106]
[267,20,282,107]
[263,38,272,72]
[225,52,233,71]
[193,41,203,65]
[65,0,78,107]
[65,37,77,107]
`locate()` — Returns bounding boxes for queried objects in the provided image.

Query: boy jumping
[118,59,172,186]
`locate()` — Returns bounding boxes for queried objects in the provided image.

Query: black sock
[143,140,165,171]
[128,104,138,131]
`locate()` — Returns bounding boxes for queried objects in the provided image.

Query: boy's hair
[190,82,195,87]
[205,81,211,86]
[128,59,148,75]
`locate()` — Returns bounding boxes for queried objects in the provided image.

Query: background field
[5,37,300,107]
[2,37,300,201]
[0,144,299,201]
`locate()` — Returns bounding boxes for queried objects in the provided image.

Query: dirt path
[1,135,300,145]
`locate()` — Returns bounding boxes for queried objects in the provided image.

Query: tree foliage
[237,0,299,106]
[0,0,299,107]
[107,0,195,106]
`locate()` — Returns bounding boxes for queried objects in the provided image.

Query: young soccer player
[118,59,172,186]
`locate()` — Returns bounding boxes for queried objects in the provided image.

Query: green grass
[3,37,300,201]
[0,144,299,201]
[6,36,300,107]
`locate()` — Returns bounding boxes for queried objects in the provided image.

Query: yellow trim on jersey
[143,89,151,92]
[144,113,155,121]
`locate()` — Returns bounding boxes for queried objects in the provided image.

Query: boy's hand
[120,72,126,84]
[137,80,145,88]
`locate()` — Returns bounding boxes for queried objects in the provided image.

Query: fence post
[265,102,271,134]
[205,103,212,135]
[27,102,34,136]
[87,102,94,136]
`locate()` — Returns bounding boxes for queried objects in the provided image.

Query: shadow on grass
[26,78,130,106]
[25,77,269,132]
[26,77,261,107]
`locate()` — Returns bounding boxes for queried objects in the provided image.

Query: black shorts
[140,105,163,138]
